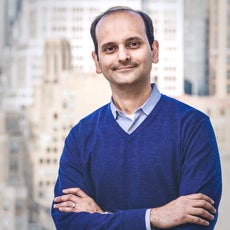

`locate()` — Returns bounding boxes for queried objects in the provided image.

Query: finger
[57,206,80,213]
[54,195,69,203]
[63,187,88,198]
[190,207,215,221]
[53,196,63,203]
[53,200,74,208]
[193,200,216,214]
[189,193,214,205]
[187,215,210,226]
[54,194,78,203]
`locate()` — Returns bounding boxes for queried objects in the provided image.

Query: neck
[111,83,152,115]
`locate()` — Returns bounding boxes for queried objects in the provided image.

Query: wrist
[150,208,159,229]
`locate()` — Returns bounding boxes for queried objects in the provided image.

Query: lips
[111,63,138,71]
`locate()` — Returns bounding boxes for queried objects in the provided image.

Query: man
[52,6,222,229]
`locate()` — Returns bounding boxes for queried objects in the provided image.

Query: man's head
[90,6,159,88]
[90,6,155,56]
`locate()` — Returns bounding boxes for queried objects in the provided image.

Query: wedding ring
[72,202,76,208]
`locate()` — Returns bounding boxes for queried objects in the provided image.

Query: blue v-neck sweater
[52,95,222,230]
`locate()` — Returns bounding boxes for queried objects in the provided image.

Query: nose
[117,46,130,63]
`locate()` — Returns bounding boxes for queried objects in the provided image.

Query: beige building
[29,39,110,229]
[209,0,230,98]
[208,1,230,228]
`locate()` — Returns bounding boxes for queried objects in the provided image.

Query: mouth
[112,63,138,71]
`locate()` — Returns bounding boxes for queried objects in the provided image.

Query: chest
[81,128,182,191]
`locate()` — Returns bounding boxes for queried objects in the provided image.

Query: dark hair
[90,6,155,55]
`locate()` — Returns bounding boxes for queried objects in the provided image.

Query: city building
[183,0,209,95]
[0,0,5,71]
[28,38,110,228]
[0,112,29,230]
[143,0,184,96]
[207,1,230,228]
[209,0,230,98]
[0,0,5,105]
[0,0,22,106]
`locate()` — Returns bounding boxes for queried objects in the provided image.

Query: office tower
[209,0,230,98]
[0,0,5,69]
[0,112,28,230]
[0,0,22,103]
[0,0,5,106]
[143,0,184,96]
[184,0,209,95]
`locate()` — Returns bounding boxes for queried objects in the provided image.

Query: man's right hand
[53,188,104,214]
[150,193,216,229]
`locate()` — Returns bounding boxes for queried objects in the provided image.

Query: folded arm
[53,188,216,229]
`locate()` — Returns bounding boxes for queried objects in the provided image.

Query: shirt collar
[110,84,161,119]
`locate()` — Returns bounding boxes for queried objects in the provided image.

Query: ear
[92,51,102,74]
[151,40,159,64]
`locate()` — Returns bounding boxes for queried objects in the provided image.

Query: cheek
[99,57,113,71]
[141,54,154,73]
[145,50,154,65]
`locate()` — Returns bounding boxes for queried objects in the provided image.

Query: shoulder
[70,103,111,134]
[81,103,111,123]
[159,94,209,121]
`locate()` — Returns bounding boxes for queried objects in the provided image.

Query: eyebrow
[100,36,143,50]
[126,36,143,43]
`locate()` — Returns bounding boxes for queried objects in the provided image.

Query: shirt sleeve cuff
[145,209,151,230]
[145,209,158,230]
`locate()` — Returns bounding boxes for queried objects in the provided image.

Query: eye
[128,41,141,49]
[104,46,116,54]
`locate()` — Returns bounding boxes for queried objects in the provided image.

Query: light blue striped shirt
[110,84,161,230]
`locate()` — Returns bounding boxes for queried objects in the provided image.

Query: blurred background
[0,0,229,229]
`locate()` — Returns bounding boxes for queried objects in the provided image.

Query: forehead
[95,11,147,43]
